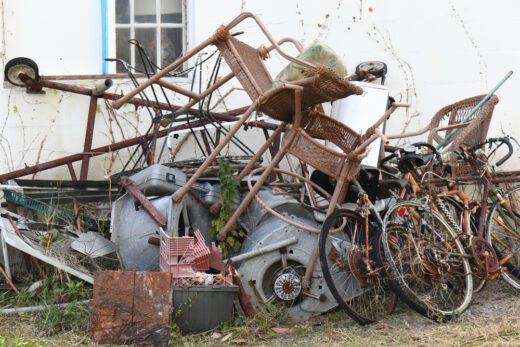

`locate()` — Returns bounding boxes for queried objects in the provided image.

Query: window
[114,0,185,73]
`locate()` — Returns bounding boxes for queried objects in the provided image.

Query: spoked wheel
[379,200,473,320]
[319,209,397,325]
[486,186,520,290]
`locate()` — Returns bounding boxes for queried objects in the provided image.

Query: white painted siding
[1,0,520,180]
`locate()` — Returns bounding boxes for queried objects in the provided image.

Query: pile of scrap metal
[1,12,397,335]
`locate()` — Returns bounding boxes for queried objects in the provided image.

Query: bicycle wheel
[319,209,397,325]
[380,200,473,320]
[486,185,520,290]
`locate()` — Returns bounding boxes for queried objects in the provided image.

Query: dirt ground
[0,280,519,346]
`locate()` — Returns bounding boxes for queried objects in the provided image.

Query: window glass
[116,28,131,72]
[114,0,185,73]
[134,0,156,23]
[115,0,130,24]
[161,27,182,67]
[134,28,157,72]
[161,0,182,23]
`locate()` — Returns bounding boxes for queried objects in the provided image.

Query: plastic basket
[160,256,198,277]
[3,189,99,230]
[191,230,210,271]
[160,229,210,272]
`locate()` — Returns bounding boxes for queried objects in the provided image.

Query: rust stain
[90,271,173,346]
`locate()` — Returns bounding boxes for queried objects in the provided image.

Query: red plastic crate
[160,256,198,277]
[191,230,210,271]
[160,230,194,256]
[160,228,210,272]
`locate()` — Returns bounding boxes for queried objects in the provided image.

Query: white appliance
[330,81,389,167]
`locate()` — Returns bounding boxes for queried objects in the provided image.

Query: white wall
[1,0,520,181]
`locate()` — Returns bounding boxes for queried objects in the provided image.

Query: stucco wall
[1,0,520,180]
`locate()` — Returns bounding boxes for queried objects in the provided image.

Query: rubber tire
[319,208,396,325]
[485,185,520,290]
[4,57,39,87]
[378,200,473,321]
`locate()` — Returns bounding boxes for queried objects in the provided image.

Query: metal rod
[0,265,19,294]
[228,236,298,264]
[0,300,90,315]
[0,113,279,182]
[112,36,216,109]
[80,96,98,180]
[21,75,248,119]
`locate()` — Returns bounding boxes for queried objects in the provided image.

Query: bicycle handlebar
[380,142,443,168]
[486,137,514,167]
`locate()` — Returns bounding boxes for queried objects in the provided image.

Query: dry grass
[1,281,519,346]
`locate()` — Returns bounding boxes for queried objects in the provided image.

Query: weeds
[0,336,42,347]
[210,160,245,258]
[36,301,90,335]
[0,276,91,337]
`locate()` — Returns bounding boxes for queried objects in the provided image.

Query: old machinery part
[246,167,343,233]
[236,190,338,320]
[273,269,303,301]
[470,236,501,277]
[355,61,387,84]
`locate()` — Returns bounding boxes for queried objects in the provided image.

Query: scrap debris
[1,10,519,346]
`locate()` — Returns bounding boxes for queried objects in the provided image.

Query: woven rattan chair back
[215,36,363,122]
[286,111,362,179]
[428,94,499,151]
[214,36,273,102]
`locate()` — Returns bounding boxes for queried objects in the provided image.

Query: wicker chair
[206,17,369,241]
[385,94,499,176]
[387,94,499,151]
[112,12,399,244]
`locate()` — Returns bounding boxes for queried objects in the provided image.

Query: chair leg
[216,131,295,241]
[172,103,257,203]
[302,171,352,289]
[210,122,286,215]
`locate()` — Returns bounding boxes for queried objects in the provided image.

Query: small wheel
[4,57,39,87]
[380,200,473,320]
[486,185,520,290]
[319,209,397,325]
[355,61,387,79]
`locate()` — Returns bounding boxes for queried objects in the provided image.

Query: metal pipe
[0,112,279,182]
[21,75,248,119]
[0,300,90,315]
[92,79,113,96]
[228,237,298,264]
[80,96,98,180]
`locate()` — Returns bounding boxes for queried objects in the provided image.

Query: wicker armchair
[384,94,499,176]
[112,12,397,244]
[386,94,499,151]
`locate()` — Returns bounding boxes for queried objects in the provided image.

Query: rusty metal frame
[0,75,279,182]
[120,177,167,227]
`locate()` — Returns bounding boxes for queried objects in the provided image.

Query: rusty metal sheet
[90,271,173,346]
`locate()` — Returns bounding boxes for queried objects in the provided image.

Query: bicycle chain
[436,198,463,234]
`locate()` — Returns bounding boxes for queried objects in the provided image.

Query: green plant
[168,322,182,344]
[210,160,246,257]
[0,336,41,347]
[37,301,89,335]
